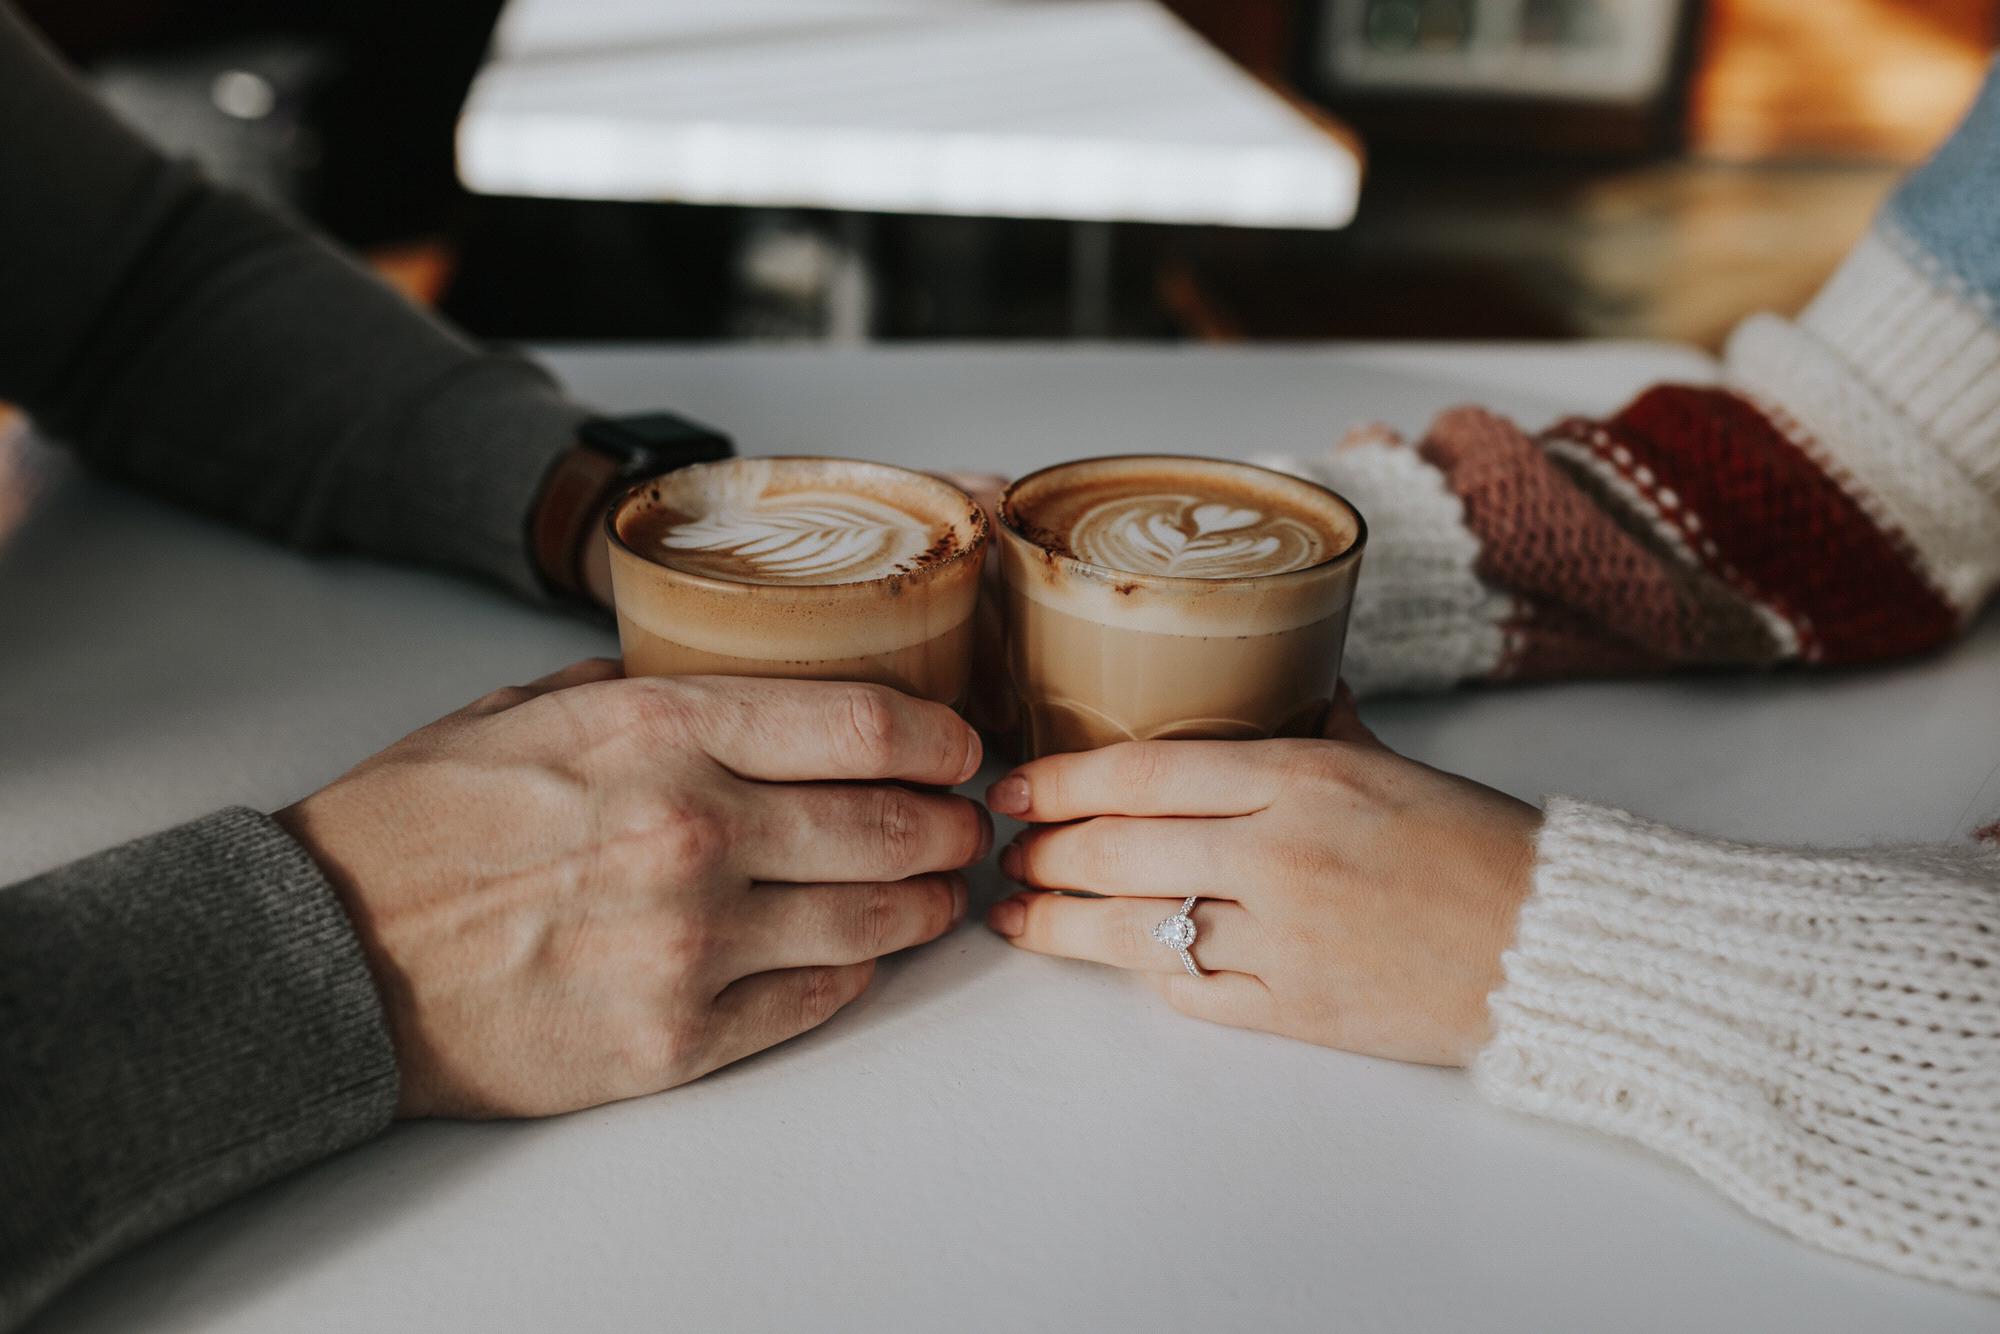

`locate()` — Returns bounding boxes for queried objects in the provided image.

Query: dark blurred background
[20,0,1997,349]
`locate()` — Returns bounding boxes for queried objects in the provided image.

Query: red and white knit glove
[1280,244,2000,695]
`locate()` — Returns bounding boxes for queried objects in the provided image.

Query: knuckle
[653,1013,707,1082]
[871,786,925,869]
[839,685,901,771]
[852,882,903,953]
[792,966,848,1029]
[610,1027,653,1086]
[658,913,722,973]
[652,796,731,875]
[1024,763,1066,814]
[1073,826,1125,884]
[1114,742,1172,795]
[1276,739,1346,788]
[588,825,659,892]
[1120,910,1157,961]
[469,684,533,714]
[618,676,704,738]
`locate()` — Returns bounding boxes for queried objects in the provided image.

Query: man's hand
[277,661,990,1118]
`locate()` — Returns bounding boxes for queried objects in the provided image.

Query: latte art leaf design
[1068,493,1327,579]
[658,494,932,584]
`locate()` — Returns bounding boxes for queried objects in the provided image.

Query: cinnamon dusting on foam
[999,495,1072,561]
[903,526,962,574]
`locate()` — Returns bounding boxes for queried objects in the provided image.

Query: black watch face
[581,412,734,476]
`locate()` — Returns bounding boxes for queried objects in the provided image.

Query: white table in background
[5,344,1996,1334]
[456,0,1359,229]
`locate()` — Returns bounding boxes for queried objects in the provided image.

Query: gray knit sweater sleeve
[0,5,576,1320]
[0,3,590,599]
[0,810,399,1330]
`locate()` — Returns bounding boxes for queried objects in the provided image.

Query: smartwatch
[532,410,734,600]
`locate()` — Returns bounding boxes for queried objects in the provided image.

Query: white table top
[9,344,1997,1332]
[457,0,1360,227]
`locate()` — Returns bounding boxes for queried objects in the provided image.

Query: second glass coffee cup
[606,457,989,708]
[998,454,1366,758]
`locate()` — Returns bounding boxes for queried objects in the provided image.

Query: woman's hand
[279,660,990,1118]
[983,692,1539,1066]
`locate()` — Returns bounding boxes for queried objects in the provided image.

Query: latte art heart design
[1190,503,1259,534]
[1068,493,1327,579]
[658,492,933,585]
[1131,513,1281,571]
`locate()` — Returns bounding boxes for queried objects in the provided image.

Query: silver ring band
[1151,895,1202,977]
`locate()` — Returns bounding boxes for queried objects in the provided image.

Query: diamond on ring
[1152,896,1202,977]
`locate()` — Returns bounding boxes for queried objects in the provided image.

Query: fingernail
[957,730,983,785]
[987,897,1025,937]
[986,775,1030,816]
[951,878,970,922]
[1000,841,1023,881]
[973,810,995,864]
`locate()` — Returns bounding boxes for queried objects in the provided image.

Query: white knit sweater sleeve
[1473,798,2000,1295]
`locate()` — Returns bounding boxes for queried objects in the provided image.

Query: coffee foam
[1001,456,1362,637]
[632,459,953,586]
[611,457,986,660]
[1067,492,1329,578]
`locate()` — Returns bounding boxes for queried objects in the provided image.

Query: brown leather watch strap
[530,443,627,601]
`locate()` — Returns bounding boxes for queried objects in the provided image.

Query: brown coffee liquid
[1002,585,1349,754]
[609,458,989,708]
[618,613,976,708]
[998,456,1363,756]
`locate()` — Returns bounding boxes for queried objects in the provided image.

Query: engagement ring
[1152,896,1202,977]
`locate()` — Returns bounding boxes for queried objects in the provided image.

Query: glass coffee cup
[998,454,1365,757]
[607,457,989,707]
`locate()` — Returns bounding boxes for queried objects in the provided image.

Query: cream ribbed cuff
[1262,438,1507,696]
[1725,313,2000,616]
[1475,798,2000,1296]
[1803,229,2000,503]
